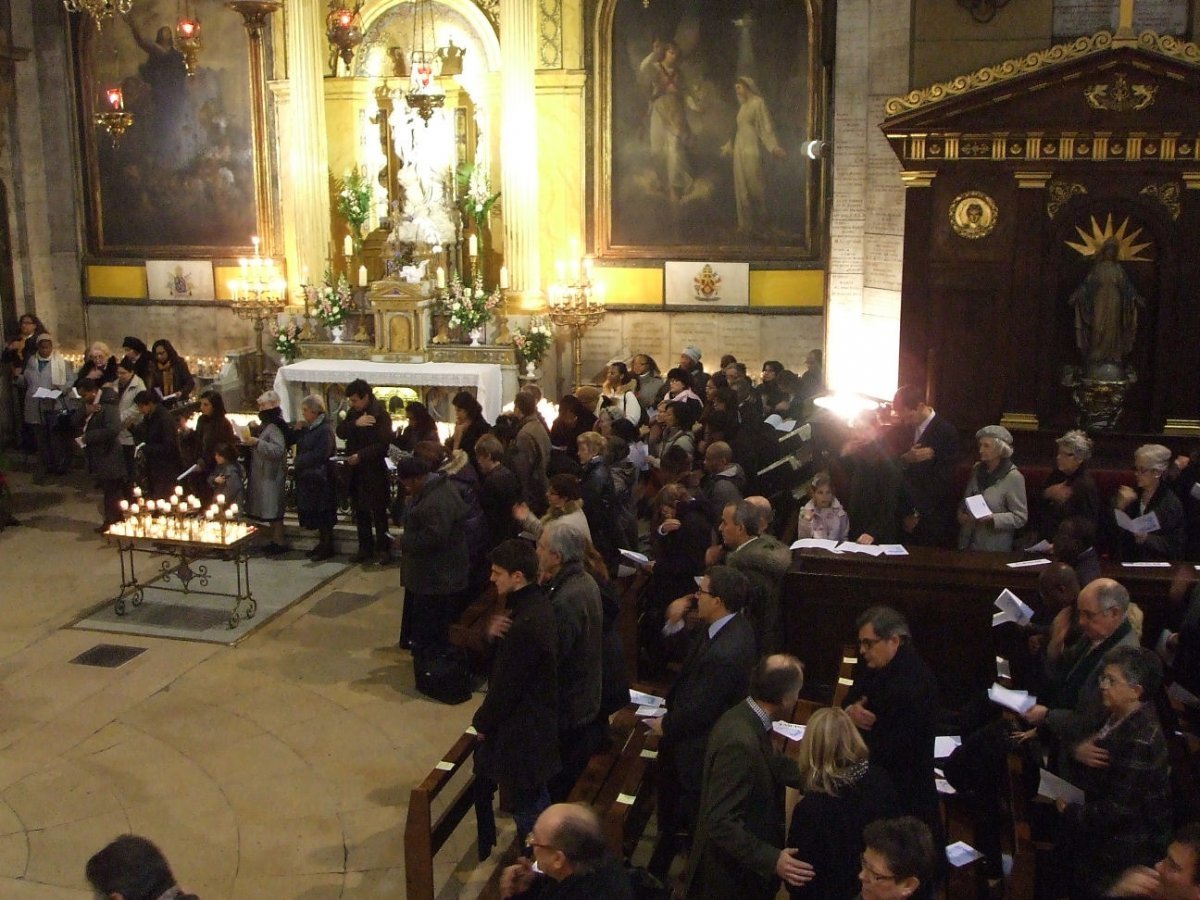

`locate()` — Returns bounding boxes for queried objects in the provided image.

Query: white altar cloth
[273,359,504,422]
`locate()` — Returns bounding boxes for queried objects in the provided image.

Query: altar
[273,358,505,422]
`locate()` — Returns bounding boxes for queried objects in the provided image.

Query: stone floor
[0,468,491,897]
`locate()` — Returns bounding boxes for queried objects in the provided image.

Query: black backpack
[414,644,473,705]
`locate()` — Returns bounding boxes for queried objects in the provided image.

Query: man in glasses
[499,802,633,898]
[844,606,940,839]
[1108,823,1200,899]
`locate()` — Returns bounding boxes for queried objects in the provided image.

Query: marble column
[500,0,540,301]
[283,0,332,295]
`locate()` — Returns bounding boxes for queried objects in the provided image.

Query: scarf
[157,360,174,396]
[258,406,293,445]
[973,457,1014,494]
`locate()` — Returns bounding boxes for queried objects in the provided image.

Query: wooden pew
[404,728,482,900]
[831,644,859,708]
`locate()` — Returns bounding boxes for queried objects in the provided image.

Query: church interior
[2,0,1200,896]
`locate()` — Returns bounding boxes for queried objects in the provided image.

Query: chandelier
[63,0,134,30]
[175,0,202,75]
[326,1,364,76]
[405,0,445,124]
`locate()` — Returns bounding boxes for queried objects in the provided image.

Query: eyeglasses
[1098,673,1130,688]
[857,637,883,650]
[860,855,898,883]
[524,833,555,852]
[696,589,715,599]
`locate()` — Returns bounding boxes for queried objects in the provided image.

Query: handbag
[413,644,473,705]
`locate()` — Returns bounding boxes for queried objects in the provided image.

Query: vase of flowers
[458,163,500,254]
[334,168,373,254]
[438,272,501,343]
[312,271,354,340]
[513,317,553,376]
[270,318,303,362]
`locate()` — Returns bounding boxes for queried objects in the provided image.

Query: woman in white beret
[957,424,1028,552]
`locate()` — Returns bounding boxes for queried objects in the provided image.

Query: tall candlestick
[358,265,368,288]
[436,266,446,289]
[468,234,479,258]
[499,266,509,290]
[343,234,353,258]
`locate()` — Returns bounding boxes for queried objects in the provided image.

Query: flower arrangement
[438,272,501,333]
[334,168,373,250]
[270,319,303,362]
[512,317,553,366]
[312,272,354,327]
[458,163,500,235]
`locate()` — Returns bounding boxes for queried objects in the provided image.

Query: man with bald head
[698,441,745,513]
[500,802,633,898]
[1023,577,1139,776]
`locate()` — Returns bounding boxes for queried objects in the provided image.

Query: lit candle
[436,266,446,289]
[216,494,226,506]
[132,487,142,498]
[468,234,478,258]
[499,266,509,290]
[251,235,260,256]
[106,88,124,111]
[358,265,368,288]
[174,485,183,497]
[229,503,239,516]
[583,256,594,280]
[119,500,129,512]
[343,234,354,258]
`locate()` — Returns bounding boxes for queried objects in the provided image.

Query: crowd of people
[7,324,1200,899]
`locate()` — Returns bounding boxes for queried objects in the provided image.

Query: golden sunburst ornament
[1065,214,1152,261]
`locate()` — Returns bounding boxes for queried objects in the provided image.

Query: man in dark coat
[476,434,523,550]
[75,382,128,529]
[844,605,941,836]
[499,803,634,899]
[512,390,551,515]
[892,385,959,547]
[473,539,560,843]
[133,390,182,498]
[537,523,604,802]
[397,456,470,651]
[336,379,394,564]
[687,655,813,899]
[646,565,759,878]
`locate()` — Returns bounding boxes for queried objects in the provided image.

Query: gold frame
[591,0,829,262]
[76,0,277,258]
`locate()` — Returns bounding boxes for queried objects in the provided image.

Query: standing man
[697,442,746,515]
[844,606,940,836]
[336,379,393,564]
[475,434,522,550]
[537,524,604,802]
[711,499,792,655]
[679,345,709,397]
[73,380,127,531]
[892,385,959,547]
[646,565,758,878]
[396,456,469,652]
[473,539,560,843]
[686,654,814,898]
[576,431,621,577]
[512,390,551,516]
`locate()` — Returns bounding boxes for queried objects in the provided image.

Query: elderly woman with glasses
[72,341,118,390]
[957,424,1028,552]
[1057,645,1171,896]
[858,817,936,900]
[1038,429,1100,543]
[1112,443,1185,562]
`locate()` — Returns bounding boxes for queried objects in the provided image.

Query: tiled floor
[0,469,486,897]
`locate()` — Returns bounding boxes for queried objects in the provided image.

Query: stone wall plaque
[1052,0,1188,40]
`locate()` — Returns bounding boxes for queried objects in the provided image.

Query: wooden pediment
[881,31,1200,169]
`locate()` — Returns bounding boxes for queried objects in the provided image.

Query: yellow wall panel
[87,266,146,299]
[599,267,664,304]
[750,270,825,308]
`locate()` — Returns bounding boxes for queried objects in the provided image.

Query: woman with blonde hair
[786,707,901,898]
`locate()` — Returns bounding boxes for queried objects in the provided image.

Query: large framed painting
[77,1,261,256]
[594,0,829,262]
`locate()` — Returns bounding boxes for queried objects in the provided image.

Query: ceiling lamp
[405,0,444,124]
[63,0,134,30]
[175,0,202,75]
[326,1,363,76]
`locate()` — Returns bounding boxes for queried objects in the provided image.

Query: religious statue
[1068,239,1143,377]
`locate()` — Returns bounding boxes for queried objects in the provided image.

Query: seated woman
[858,817,937,900]
[1113,443,1186,562]
[72,341,117,391]
[513,472,591,543]
[1058,645,1172,896]
[957,424,1028,552]
[147,339,195,407]
[1038,429,1100,543]
[786,708,901,899]
[796,471,849,543]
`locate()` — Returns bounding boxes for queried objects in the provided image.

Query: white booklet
[1026,539,1053,553]
[988,683,1036,714]
[934,735,962,759]
[836,542,885,556]
[790,538,839,552]
[629,689,665,708]
[1037,768,1084,805]
[945,841,984,867]
[772,721,806,742]
[1115,509,1160,534]
[619,548,650,565]
[965,494,992,519]
[763,414,797,432]
[176,463,199,482]
[879,544,909,556]
[32,387,62,399]
[992,588,1035,627]
[1007,558,1052,569]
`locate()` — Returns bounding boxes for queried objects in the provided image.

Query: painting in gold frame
[593,0,828,262]
[76,0,264,256]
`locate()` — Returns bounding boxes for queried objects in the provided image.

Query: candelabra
[229,236,287,395]
[546,253,606,391]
